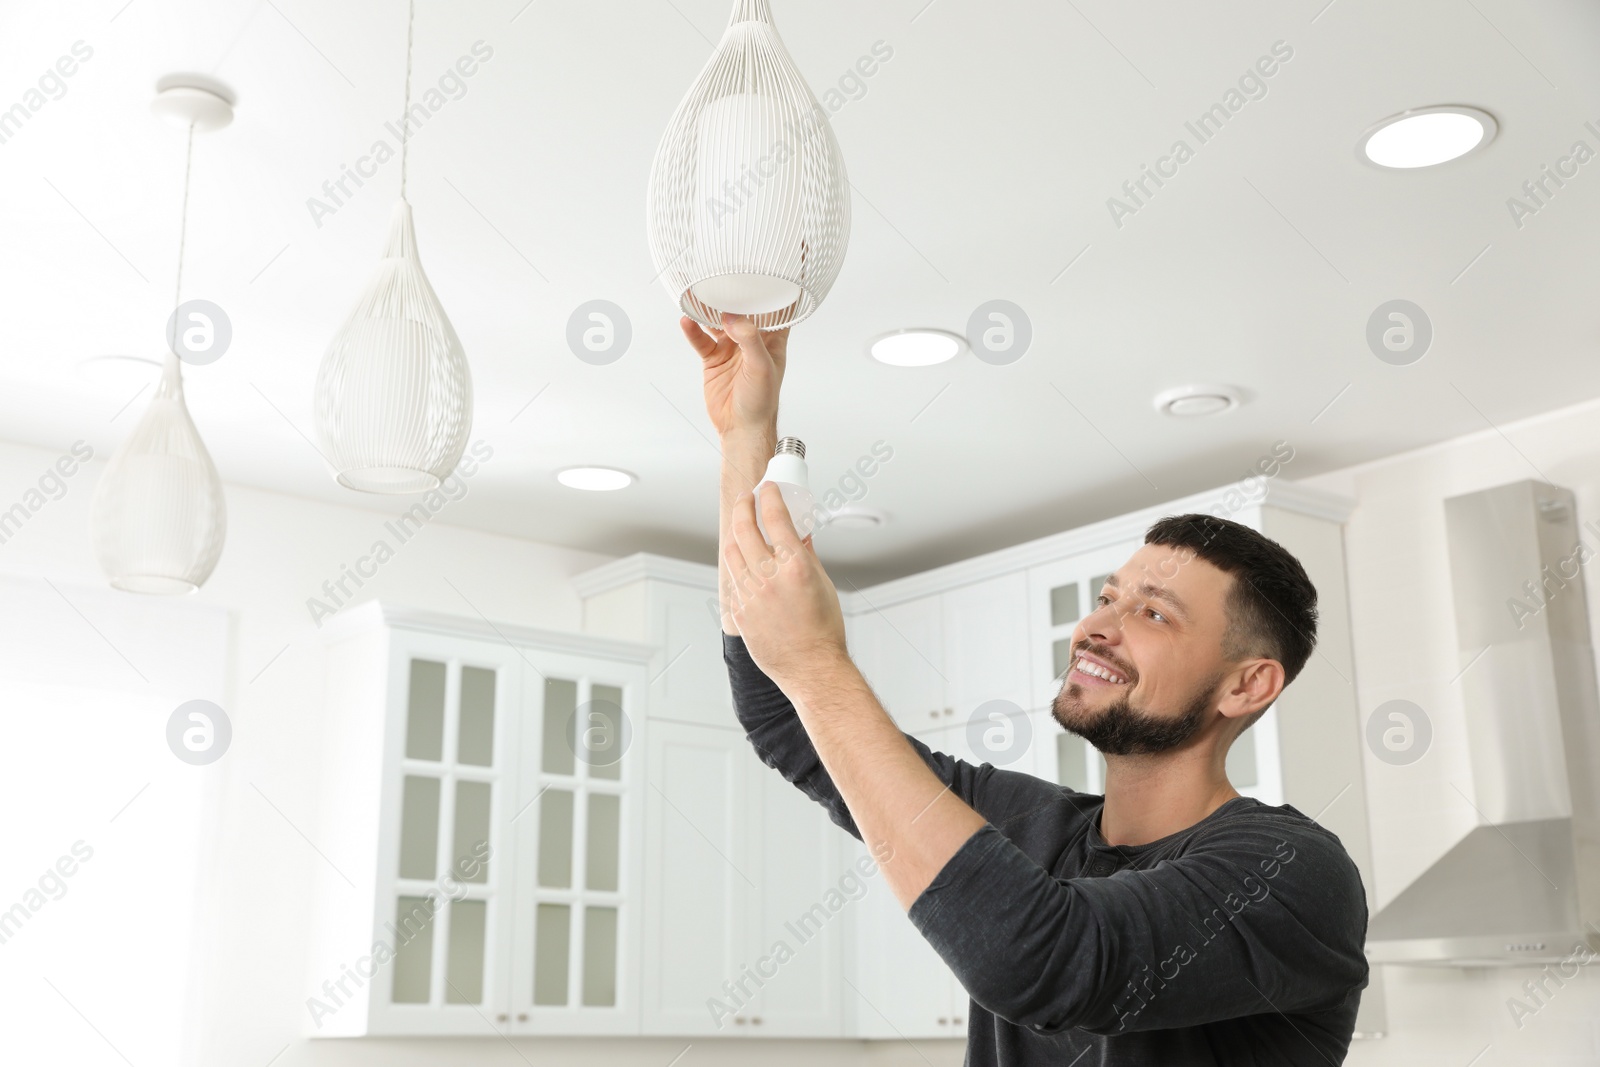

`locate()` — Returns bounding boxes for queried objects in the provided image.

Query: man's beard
[1052,672,1221,756]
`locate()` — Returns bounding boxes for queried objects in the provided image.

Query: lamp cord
[170,120,195,361]
[400,0,414,200]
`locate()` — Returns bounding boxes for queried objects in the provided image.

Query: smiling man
[683,314,1370,1066]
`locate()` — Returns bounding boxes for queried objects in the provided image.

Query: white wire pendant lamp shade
[90,83,229,595]
[647,0,850,331]
[313,0,472,494]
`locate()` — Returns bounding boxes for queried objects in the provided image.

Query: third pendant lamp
[647,0,851,331]
[313,0,472,493]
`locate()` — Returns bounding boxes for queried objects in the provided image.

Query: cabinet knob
[496,1014,509,1023]
[938,1016,949,1025]
[752,1016,763,1025]
[735,1016,747,1025]
[944,707,954,716]
[517,1013,528,1022]
[954,1016,964,1025]
[929,710,939,719]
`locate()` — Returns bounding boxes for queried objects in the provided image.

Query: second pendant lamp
[314,0,472,494]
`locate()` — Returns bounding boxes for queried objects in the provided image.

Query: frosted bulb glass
[755,437,815,545]
[90,357,226,594]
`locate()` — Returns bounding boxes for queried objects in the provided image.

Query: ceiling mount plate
[151,76,235,131]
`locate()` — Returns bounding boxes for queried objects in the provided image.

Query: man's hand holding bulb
[680,312,848,692]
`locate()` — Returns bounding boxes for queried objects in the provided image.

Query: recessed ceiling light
[868,329,967,367]
[1153,385,1242,418]
[1358,105,1497,169]
[818,506,887,529]
[556,466,636,491]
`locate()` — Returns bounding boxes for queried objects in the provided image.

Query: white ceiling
[3,0,1598,587]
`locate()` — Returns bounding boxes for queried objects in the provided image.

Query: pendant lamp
[313,0,472,494]
[89,81,231,595]
[647,0,850,331]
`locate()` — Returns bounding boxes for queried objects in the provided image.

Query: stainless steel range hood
[1365,480,1600,966]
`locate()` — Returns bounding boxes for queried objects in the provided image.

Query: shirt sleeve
[722,630,1064,844]
[905,817,1370,1036]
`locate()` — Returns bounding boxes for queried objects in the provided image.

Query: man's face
[1051,542,1236,756]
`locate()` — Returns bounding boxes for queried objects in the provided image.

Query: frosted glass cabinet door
[509,651,647,1036]
[374,632,520,1034]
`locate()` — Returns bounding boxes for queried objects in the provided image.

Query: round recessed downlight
[1358,106,1497,169]
[819,506,887,530]
[869,329,967,367]
[556,466,635,491]
[1153,385,1242,418]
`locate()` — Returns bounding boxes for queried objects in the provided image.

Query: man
[682,313,1370,1065]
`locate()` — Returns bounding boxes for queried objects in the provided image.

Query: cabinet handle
[929,710,939,719]
[954,1016,964,1025]
[496,1014,508,1023]
[944,707,954,716]
[517,1013,528,1022]
[752,1016,763,1025]
[735,1016,747,1025]
[938,1016,949,1025]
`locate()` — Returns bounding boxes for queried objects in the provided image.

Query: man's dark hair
[1142,513,1319,710]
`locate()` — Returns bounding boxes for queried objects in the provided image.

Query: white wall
[1302,398,1600,1065]
[6,391,1600,1067]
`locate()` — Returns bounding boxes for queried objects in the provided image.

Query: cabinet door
[852,596,946,735]
[942,573,1032,723]
[510,650,647,1035]
[845,833,950,1039]
[845,722,981,1040]
[649,581,737,728]
[372,631,522,1035]
[640,721,752,1035]
[743,754,845,1036]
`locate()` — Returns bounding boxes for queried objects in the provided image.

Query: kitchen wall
[2,382,1599,1065]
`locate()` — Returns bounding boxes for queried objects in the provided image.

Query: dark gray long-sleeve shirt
[724,631,1370,1065]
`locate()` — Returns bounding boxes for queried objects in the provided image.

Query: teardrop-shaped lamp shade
[647,0,850,331]
[90,358,227,595]
[315,199,473,493]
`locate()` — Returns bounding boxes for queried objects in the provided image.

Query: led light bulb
[755,436,815,545]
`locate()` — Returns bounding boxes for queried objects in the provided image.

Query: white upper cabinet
[311,605,652,1038]
[852,594,946,733]
[941,572,1033,720]
[575,557,735,730]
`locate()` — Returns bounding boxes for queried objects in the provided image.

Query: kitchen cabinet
[311,605,652,1037]
[850,573,1032,740]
